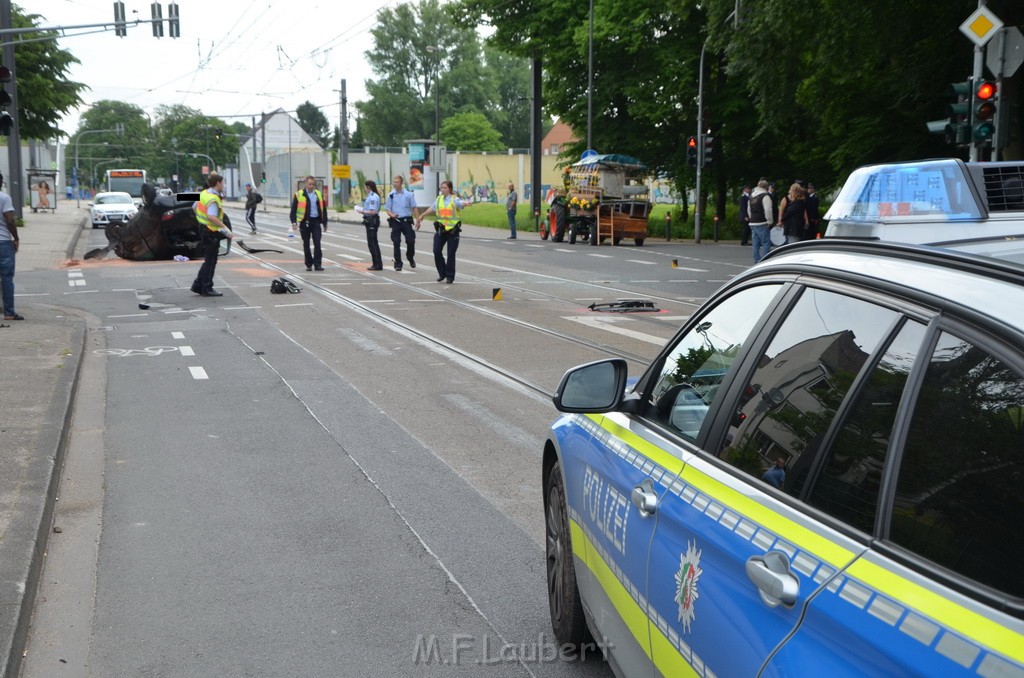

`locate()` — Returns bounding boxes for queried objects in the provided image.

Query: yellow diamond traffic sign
[960,6,1003,46]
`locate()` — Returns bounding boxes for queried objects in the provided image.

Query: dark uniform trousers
[433,223,460,281]
[299,218,324,269]
[388,217,416,268]
[363,215,383,269]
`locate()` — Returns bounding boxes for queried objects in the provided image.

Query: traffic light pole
[694,39,707,244]
[0,0,23,219]
[970,39,983,161]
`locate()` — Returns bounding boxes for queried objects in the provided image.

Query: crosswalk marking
[563,315,666,345]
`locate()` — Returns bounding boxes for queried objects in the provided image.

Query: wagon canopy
[571,154,647,171]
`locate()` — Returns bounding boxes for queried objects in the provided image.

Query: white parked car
[88,192,138,229]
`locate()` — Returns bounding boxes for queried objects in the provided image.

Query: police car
[543,233,1024,675]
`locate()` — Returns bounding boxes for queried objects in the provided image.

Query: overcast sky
[17,0,397,137]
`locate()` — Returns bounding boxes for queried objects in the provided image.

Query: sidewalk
[0,200,88,678]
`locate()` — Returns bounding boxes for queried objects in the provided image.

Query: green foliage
[356,0,530,147]
[11,7,86,139]
[296,101,331,149]
[441,112,504,151]
[460,0,1024,205]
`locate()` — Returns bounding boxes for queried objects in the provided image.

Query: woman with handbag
[777,183,809,245]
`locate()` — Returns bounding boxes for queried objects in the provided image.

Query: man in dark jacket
[244,182,262,234]
[805,183,821,240]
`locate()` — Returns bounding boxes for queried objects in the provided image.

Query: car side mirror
[553,358,628,413]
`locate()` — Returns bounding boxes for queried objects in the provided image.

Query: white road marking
[274,302,314,307]
[662,315,692,321]
[188,366,208,380]
[564,315,666,345]
[587,253,613,258]
[554,249,576,253]
[223,305,261,309]
[16,292,50,297]
[336,254,362,261]
[627,260,657,265]
[68,279,86,287]
[171,331,185,339]
[64,290,98,294]
[179,346,195,356]
[673,266,708,272]
[107,313,148,318]
[68,271,84,278]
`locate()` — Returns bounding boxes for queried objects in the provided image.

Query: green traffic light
[973,122,995,141]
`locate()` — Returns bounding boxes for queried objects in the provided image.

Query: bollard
[713,214,720,242]
[533,207,540,233]
[665,212,672,241]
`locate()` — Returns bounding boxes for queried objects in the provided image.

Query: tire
[635,238,645,246]
[92,222,101,229]
[613,237,622,246]
[545,463,592,647]
[568,222,577,245]
[590,232,599,246]
[541,227,549,241]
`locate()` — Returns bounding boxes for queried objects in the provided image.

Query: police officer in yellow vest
[191,173,233,297]
[290,176,328,271]
[415,180,472,284]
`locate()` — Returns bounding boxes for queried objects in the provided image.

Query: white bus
[104,169,147,202]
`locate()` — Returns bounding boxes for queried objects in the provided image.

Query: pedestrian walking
[415,180,472,284]
[359,180,383,270]
[385,175,417,271]
[748,179,773,264]
[244,182,262,233]
[738,184,751,246]
[778,183,809,244]
[505,182,518,239]
[190,173,233,297]
[0,173,22,321]
[290,176,328,271]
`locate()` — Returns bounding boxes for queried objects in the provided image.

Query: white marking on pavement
[662,315,692,321]
[274,302,314,307]
[16,292,50,297]
[563,315,667,345]
[587,253,613,258]
[223,305,261,309]
[627,260,658,265]
[68,279,86,287]
[68,271,84,278]
[171,332,185,339]
[179,346,195,357]
[674,266,709,272]
[554,249,576,253]
[188,366,208,380]
[107,313,148,318]
[64,290,98,294]
[336,253,362,260]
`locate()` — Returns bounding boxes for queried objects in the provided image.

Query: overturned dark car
[85,183,231,261]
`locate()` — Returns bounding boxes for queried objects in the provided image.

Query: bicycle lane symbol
[93,346,181,358]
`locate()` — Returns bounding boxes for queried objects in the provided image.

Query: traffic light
[686,136,698,167]
[113,1,127,37]
[168,3,180,38]
[151,2,164,37]
[973,80,997,142]
[261,172,266,184]
[214,128,222,140]
[947,80,972,145]
[702,135,715,166]
[0,65,12,137]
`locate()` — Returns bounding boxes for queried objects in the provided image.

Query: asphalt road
[18,209,751,677]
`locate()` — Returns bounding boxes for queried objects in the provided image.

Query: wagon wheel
[613,237,622,246]
[635,238,645,246]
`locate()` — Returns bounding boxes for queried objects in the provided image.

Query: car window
[647,284,783,440]
[889,331,1024,597]
[720,287,900,492]
[806,320,927,532]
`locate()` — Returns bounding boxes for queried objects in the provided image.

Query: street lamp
[75,127,121,207]
[425,45,441,146]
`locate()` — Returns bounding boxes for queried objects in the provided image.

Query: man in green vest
[191,173,233,297]
[290,176,328,271]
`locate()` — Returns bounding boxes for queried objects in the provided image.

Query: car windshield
[96,194,133,205]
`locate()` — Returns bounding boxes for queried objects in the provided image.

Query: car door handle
[631,479,658,517]
[746,551,799,607]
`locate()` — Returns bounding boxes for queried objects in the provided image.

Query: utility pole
[1,0,23,219]
[340,78,349,209]
[260,111,267,210]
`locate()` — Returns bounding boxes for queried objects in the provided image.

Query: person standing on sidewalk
[290,176,328,271]
[505,182,518,239]
[738,184,751,246]
[0,172,21,320]
[416,180,471,284]
[748,179,773,264]
[359,180,383,271]
[244,182,262,234]
[384,175,416,271]
[191,173,233,297]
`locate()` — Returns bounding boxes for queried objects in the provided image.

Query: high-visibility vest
[435,195,461,230]
[194,189,223,232]
[294,189,325,223]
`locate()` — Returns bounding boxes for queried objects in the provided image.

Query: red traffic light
[0,66,10,82]
[976,81,996,100]
[687,136,697,148]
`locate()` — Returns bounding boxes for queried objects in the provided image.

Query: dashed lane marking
[188,366,209,380]
[563,315,667,345]
[171,332,185,339]
[627,260,658,265]
[179,346,195,357]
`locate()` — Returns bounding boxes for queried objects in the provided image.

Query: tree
[441,112,504,151]
[358,0,500,146]
[11,7,86,139]
[296,101,330,149]
[69,101,152,187]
